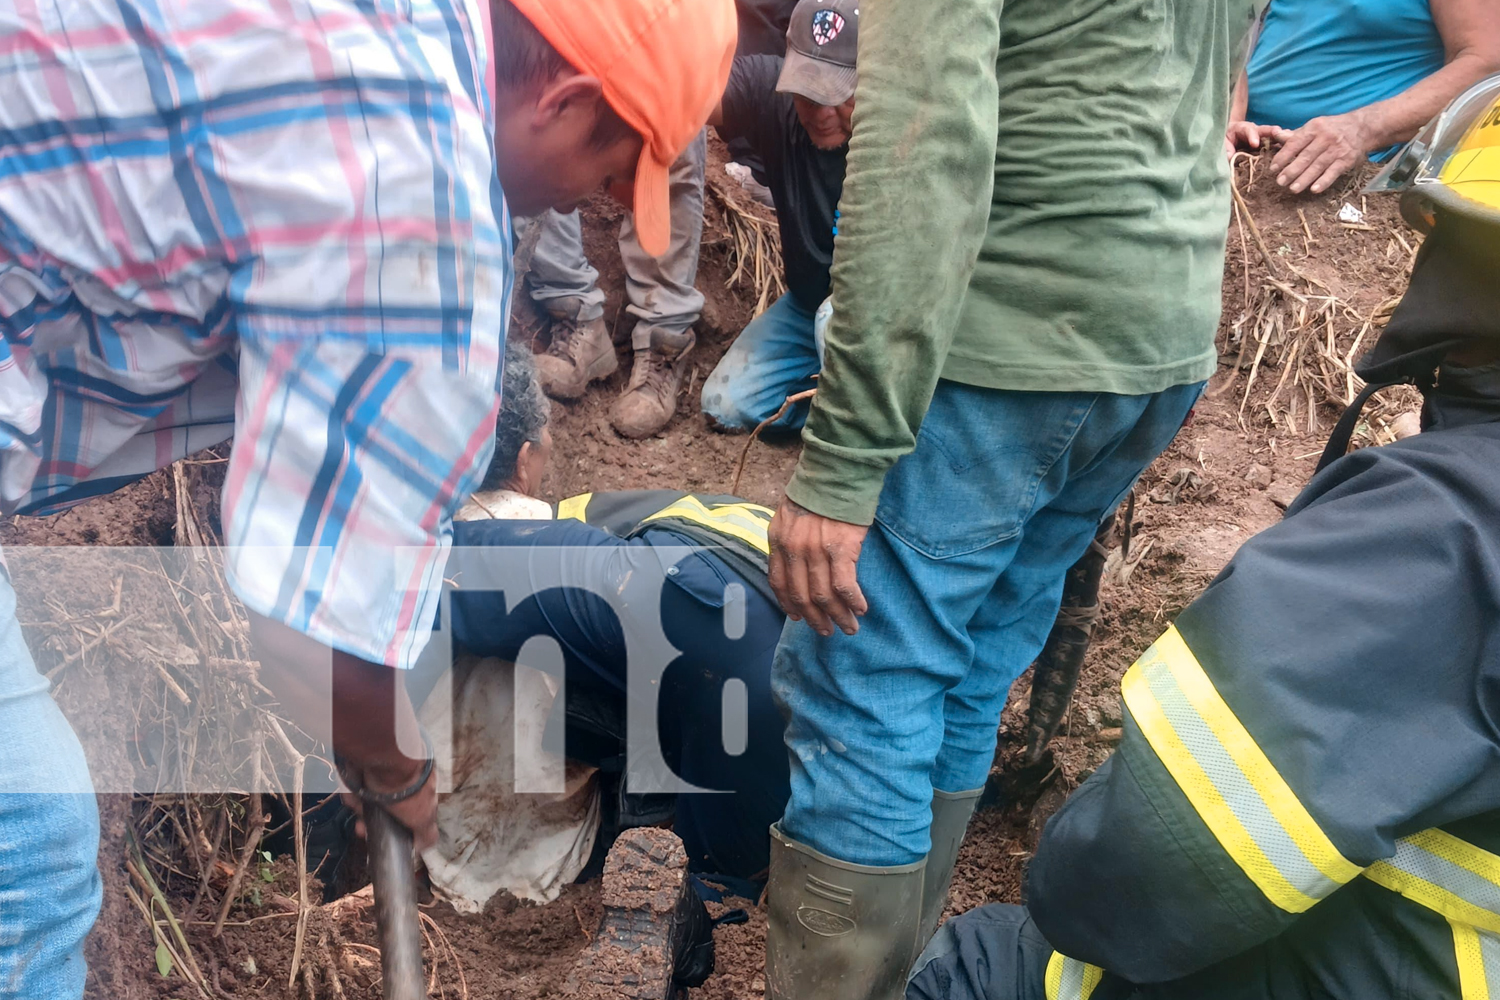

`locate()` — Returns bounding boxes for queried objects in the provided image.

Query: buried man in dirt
[909,77,1500,1000]
[398,342,790,994]
[0,1,734,996]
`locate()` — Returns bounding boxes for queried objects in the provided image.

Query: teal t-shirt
[1247,0,1445,153]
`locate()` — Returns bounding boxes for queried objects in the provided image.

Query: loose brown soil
[1,152,1416,999]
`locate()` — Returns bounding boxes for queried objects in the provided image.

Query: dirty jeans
[773,379,1204,866]
[701,292,823,431]
[527,132,706,353]
[0,568,102,1000]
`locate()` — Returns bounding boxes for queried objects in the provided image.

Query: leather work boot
[609,329,697,439]
[568,827,716,998]
[765,823,927,1000]
[917,788,984,947]
[534,315,617,400]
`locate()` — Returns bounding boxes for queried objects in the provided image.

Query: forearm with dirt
[1231,67,1249,123]
[783,0,1002,527]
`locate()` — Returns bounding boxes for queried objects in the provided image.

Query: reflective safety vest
[1045,952,1104,1000]
[1365,829,1500,999]
[553,490,777,605]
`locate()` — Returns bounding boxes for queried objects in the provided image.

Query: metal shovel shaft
[366,804,427,1000]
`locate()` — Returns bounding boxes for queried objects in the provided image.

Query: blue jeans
[0,569,101,1000]
[701,293,821,432]
[773,379,1203,866]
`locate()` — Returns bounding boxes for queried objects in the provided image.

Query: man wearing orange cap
[525,0,805,444]
[0,0,732,995]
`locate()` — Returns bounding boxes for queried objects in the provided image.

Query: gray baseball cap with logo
[775,0,860,107]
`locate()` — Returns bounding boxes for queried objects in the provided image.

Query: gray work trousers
[527,131,706,352]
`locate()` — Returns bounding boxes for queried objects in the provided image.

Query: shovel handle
[366,804,428,1000]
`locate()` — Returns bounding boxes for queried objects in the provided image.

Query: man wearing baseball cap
[0,0,731,995]
[702,0,860,433]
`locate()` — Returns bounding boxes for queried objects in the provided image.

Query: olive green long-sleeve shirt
[787,0,1266,525]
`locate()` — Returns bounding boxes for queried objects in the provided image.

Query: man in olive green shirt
[761,1,1266,997]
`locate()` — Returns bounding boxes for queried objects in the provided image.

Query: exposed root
[730,386,818,495]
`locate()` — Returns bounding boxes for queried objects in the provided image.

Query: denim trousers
[701,292,822,432]
[0,568,102,1000]
[773,379,1203,866]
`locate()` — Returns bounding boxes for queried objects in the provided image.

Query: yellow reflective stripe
[1361,831,1500,998]
[556,493,592,523]
[1160,628,1363,888]
[1121,627,1361,913]
[1365,830,1500,936]
[1044,952,1103,1000]
[1451,921,1492,1000]
[640,495,771,554]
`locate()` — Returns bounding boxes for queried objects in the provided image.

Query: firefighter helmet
[1367,73,1500,233]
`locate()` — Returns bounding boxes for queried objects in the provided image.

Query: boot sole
[567,828,692,998]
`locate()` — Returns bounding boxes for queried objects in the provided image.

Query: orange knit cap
[509,0,737,257]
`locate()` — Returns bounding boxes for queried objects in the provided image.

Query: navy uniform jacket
[1023,417,1500,999]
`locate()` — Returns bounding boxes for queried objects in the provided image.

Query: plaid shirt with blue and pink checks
[0,0,512,669]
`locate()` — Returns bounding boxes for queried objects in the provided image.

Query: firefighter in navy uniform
[446,488,789,879]
[907,75,1500,1000]
[430,344,791,884]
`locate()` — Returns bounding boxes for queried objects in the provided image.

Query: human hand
[768,495,870,637]
[1271,112,1370,194]
[247,611,440,850]
[340,757,439,852]
[1225,120,1287,159]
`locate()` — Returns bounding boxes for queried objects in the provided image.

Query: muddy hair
[489,0,639,149]
[481,339,552,492]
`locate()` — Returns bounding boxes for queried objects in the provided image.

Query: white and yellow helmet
[1368,73,1500,232]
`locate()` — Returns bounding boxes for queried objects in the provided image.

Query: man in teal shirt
[761,0,1265,996]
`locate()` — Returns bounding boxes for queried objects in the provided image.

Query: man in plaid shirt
[0,1,734,995]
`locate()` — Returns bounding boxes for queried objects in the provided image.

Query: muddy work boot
[609,328,697,439]
[535,315,617,400]
[568,827,715,998]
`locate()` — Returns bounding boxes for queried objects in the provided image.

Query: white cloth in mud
[418,490,602,910]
